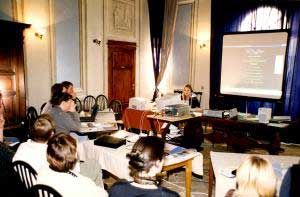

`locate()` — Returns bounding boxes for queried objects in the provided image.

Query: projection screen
[220,31,288,99]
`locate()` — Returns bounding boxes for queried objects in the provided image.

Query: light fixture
[35,28,46,40]
[199,43,206,49]
[93,39,101,46]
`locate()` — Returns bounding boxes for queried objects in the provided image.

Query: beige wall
[2,0,211,110]
[19,0,53,110]
[194,0,211,109]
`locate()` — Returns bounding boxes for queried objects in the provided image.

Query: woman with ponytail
[109,136,179,197]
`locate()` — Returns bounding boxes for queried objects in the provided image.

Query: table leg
[208,159,214,197]
[269,131,282,155]
[185,160,192,197]
[149,119,157,135]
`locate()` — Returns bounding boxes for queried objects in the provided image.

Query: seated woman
[182,84,200,108]
[226,156,276,197]
[36,132,107,197]
[109,136,179,197]
[47,92,81,133]
[41,83,63,114]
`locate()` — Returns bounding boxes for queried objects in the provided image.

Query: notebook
[80,104,98,122]
[94,135,126,148]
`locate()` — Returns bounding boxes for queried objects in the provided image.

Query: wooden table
[147,114,201,137]
[148,113,289,154]
[163,158,193,197]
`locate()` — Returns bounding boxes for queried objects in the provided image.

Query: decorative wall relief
[109,0,135,38]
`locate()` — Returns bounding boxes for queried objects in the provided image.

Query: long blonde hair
[234,156,276,197]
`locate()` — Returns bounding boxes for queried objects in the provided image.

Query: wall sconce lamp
[93,39,101,46]
[199,43,206,49]
[35,28,46,40]
[197,38,209,49]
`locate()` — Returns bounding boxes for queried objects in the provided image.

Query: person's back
[13,139,48,172]
[37,165,106,197]
[109,136,179,197]
[36,132,107,197]
[13,114,54,172]
[109,180,178,197]
[0,142,27,196]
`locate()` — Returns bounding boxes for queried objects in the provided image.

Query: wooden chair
[194,91,203,107]
[82,95,96,112]
[174,89,183,94]
[74,97,82,113]
[96,94,108,111]
[13,160,37,189]
[28,184,62,197]
[26,106,38,136]
[109,99,122,120]
[40,102,47,114]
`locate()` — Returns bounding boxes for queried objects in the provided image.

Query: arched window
[240,6,286,31]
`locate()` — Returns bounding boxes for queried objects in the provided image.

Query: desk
[208,151,300,197]
[149,113,289,154]
[197,116,288,154]
[78,131,203,197]
[147,114,201,137]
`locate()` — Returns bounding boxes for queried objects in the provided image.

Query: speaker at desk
[258,108,272,123]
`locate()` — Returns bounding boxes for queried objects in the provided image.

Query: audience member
[225,156,276,197]
[182,84,200,108]
[109,136,179,197]
[280,160,300,197]
[62,81,76,99]
[13,114,55,172]
[36,132,107,197]
[0,116,26,196]
[41,83,63,114]
[48,92,80,133]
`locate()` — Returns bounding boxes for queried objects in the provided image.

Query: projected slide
[220,32,288,99]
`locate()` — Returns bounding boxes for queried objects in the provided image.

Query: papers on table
[219,168,236,178]
[79,122,118,133]
[164,143,198,165]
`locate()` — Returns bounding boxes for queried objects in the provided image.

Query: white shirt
[41,101,52,114]
[37,166,107,197]
[13,139,48,172]
[13,140,81,173]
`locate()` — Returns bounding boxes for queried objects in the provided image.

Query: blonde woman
[226,156,277,197]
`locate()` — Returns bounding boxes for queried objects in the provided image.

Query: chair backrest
[28,184,62,197]
[109,99,122,120]
[174,89,183,95]
[74,97,82,113]
[194,91,202,107]
[83,95,96,112]
[96,94,108,111]
[13,160,37,189]
[26,106,38,134]
[40,102,47,114]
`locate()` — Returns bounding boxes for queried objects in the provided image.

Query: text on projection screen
[220,32,288,99]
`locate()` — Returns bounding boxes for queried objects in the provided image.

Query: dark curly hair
[126,136,165,184]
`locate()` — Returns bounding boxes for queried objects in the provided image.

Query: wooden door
[0,20,29,126]
[108,40,136,106]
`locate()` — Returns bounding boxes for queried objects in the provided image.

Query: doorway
[108,40,136,107]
